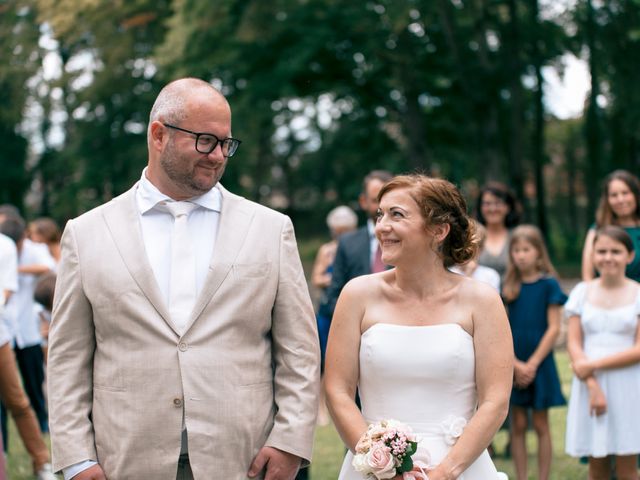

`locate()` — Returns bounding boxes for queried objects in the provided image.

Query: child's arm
[18,263,51,275]
[567,313,590,368]
[586,376,607,416]
[523,304,562,375]
[311,244,333,289]
[567,314,607,414]
[573,320,640,378]
[513,360,535,388]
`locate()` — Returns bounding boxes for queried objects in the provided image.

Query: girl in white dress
[324,174,513,480]
[566,225,640,480]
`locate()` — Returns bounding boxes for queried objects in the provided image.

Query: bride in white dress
[324,174,513,480]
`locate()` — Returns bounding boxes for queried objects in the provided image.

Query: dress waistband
[364,416,469,438]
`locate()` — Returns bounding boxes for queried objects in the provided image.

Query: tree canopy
[2,0,639,260]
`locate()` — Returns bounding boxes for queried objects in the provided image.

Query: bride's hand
[420,465,454,480]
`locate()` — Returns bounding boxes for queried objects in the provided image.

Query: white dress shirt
[64,168,222,480]
[136,167,222,307]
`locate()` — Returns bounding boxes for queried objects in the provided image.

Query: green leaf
[404,441,417,456]
[400,455,414,473]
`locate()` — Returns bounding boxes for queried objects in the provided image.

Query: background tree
[5,0,635,262]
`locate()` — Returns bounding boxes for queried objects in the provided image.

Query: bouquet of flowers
[352,419,430,480]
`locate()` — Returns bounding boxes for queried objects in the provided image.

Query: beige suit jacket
[47,184,320,479]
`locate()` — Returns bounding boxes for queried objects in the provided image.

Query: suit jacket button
[178,342,188,352]
[173,398,182,407]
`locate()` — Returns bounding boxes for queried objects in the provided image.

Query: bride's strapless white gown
[338,323,505,479]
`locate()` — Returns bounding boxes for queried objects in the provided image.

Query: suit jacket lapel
[185,184,254,331]
[102,185,179,335]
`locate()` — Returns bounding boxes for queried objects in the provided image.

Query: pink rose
[366,442,397,479]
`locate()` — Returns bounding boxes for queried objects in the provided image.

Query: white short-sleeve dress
[565,281,640,458]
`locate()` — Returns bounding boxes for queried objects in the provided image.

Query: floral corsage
[352,419,430,479]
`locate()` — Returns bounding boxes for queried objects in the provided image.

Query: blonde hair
[502,225,557,303]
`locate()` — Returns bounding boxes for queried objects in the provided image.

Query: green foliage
[0,1,42,209]
[0,0,633,261]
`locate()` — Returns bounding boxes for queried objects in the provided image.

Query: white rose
[352,452,371,474]
[441,415,467,446]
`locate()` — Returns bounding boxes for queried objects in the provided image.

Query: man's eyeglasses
[163,123,241,157]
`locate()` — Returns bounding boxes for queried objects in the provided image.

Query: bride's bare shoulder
[341,271,389,298]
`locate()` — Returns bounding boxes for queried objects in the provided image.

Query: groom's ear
[149,121,167,152]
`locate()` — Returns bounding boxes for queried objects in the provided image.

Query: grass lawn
[5,351,586,479]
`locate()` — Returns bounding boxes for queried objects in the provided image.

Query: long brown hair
[502,225,558,303]
[595,170,640,227]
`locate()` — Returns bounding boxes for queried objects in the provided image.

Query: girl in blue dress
[502,225,567,480]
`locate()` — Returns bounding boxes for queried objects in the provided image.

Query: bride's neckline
[362,322,472,339]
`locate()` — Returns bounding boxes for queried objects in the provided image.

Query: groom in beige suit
[47,78,320,480]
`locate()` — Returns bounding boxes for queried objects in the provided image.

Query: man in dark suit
[323,170,393,318]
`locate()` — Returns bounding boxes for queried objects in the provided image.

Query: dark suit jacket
[321,226,371,317]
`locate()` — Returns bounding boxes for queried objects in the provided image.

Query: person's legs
[532,409,552,480]
[614,455,638,480]
[0,343,50,472]
[510,406,528,480]
[590,457,612,480]
[14,345,48,433]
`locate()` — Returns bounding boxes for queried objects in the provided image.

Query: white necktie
[164,201,199,333]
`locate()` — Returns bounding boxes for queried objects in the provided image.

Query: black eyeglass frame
[162,123,241,157]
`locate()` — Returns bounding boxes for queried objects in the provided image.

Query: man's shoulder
[338,226,368,246]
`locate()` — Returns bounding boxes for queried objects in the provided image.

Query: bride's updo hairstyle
[378,174,478,267]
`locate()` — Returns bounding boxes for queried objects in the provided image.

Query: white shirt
[450,264,501,292]
[4,239,55,348]
[136,167,222,306]
[0,233,18,347]
[64,169,222,480]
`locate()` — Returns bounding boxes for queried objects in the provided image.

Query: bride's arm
[431,283,513,480]
[324,278,369,452]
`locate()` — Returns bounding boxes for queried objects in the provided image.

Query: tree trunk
[530,0,549,244]
[585,0,603,220]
